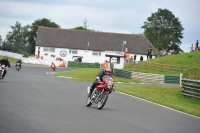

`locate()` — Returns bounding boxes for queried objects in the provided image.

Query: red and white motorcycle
[86,75,114,110]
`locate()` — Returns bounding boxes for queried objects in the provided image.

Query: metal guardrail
[114,69,132,79]
[165,76,180,84]
[114,68,180,84]
[181,78,200,99]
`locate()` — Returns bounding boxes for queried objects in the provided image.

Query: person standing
[140,56,143,61]
[190,44,194,52]
[125,52,130,64]
[103,60,109,68]
[147,49,150,59]
[195,40,199,51]
[130,56,133,64]
[134,54,137,62]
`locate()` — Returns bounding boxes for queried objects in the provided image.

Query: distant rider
[15,59,22,69]
[88,68,113,98]
[0,56,11,79]
[51,62,56,71]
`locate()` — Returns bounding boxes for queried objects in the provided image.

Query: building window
[43,47,55,52]
[69,49,78,54]
[93,51,101,56]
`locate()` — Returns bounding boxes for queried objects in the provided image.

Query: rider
[88,68,113,97]
[51,62,56,70]
[15,59,22,69]
[0,56,11,79]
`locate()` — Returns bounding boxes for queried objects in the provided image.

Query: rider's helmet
[104,68,112,75]
[4,56,8,61]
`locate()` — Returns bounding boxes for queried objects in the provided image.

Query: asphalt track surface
[0,65,200,133]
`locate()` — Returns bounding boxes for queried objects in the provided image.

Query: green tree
[73,18,90,30]
[73,26,88,30]
[28,18,60,54]
[3,21,30,54]
[0,35,2,46]
[141,8,184,51]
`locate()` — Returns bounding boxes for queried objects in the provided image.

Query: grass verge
[53,68,142,83]
[115,84,200,117]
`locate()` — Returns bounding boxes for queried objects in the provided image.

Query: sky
[0,0,199,52]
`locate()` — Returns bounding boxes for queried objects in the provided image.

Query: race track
[0,65,199,133]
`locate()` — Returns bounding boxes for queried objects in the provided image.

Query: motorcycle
[0,65,7,79]
[16,63,20,71]
[86,75,114,110]
[51,64,56,71]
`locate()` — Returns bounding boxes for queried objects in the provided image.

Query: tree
[73,18,90,30]
[73,26,87,30]
[3,21,30,54]
[141,8,184,51]
[28,18,60,54]
[0,35,2,46]
[83,17,90,29]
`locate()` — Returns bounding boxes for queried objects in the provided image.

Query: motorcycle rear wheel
[97,94,108,110]
[86,96,92,107]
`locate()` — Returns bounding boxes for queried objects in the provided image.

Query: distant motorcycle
[86,75,114,110]
[16,63,20,71]
[51,64,56,71]
[0,65,7,79]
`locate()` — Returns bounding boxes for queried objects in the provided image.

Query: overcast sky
[0,0,199,52]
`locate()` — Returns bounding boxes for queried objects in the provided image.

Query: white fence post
[180,73,183,86]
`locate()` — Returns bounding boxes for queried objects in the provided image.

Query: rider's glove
[7,68,10,70]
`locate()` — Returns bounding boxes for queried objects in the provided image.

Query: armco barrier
[164,76,180,84]
[131,72,165,83]
[181,78,200,99]
[114,69,132,79]
[68,61,100,68]
[114,68,180,84]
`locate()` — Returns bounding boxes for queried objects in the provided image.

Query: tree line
[0,8,184,56]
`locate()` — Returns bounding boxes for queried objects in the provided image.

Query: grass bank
[124,52,200,79]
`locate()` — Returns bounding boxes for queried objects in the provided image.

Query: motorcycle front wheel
[97,94,108,110]
[86,96,92,107]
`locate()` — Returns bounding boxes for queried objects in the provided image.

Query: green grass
[53,68,141,83]
[115,84,200,117]
[147,51,200,67]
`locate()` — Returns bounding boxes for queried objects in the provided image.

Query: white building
[36,27,157,69]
